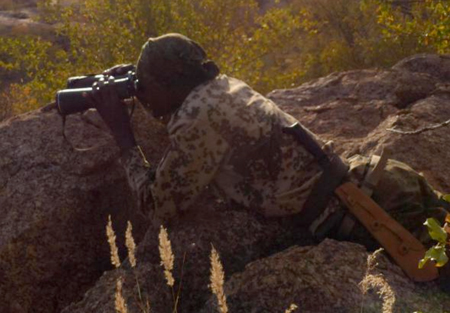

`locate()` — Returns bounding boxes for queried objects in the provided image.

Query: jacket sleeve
[150,116,230,227]
[119,146,156,218]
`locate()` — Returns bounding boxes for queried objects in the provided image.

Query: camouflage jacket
[120,75,329,227]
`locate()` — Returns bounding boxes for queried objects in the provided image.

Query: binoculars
[56,71,138,115]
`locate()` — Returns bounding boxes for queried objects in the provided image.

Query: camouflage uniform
[121,74,326,227]
[120,74,447,242]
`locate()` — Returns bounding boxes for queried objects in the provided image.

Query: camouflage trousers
[319,154,448,250]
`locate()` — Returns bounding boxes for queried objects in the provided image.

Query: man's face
[135,77,173,118]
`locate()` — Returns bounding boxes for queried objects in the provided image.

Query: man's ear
[202,60,220,79]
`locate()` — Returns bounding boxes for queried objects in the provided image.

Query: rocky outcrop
[0,107,168,312]
[202,239,446,313]
[61,205,314,313]
[1,54,450,313]
[269,54,450,191]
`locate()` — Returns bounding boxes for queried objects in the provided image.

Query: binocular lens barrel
[56,74,136,116]
[56,87,94,115]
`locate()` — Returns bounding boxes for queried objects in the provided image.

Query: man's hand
[84,76,136,151]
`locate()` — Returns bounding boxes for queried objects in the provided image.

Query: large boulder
[61,205,314,313]
[0,107,168,312]
[202,239,448,313]
[268,54,450,191]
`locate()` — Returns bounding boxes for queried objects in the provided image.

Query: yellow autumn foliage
[0,0,448,116]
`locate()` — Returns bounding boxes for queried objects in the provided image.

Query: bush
[377,0,450,55]
[286,0,445,80]
[0,0,448,116]
[0,0,307,114]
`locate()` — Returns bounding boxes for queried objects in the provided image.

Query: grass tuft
[209,245,228,313]
[125,221,137,268]
[360,250,396,313]
[115,277,129,313]
[158,225,175,287]
[106,218,298,313]
[107,215,121,268]
[284,303,298,313]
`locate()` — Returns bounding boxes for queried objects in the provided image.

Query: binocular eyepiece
[56,71,138,115]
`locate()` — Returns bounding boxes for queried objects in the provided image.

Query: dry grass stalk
[107,215,121,268]
[125,221,137,268]
[135,294,152,313]
[360,274,395,313]
[158,225,175,287]
[145,299,151,313]
[209,245,228,313]
[284,303,298,313]
[123,221,151,313]
[115,277,129,313]
[360,250,396,313]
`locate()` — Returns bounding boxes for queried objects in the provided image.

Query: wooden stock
[335,182,439,282]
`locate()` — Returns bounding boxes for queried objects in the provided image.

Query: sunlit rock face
[202,239,446,313]
[269,54,450,192]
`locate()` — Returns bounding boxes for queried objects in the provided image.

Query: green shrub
[0,0,306,114]
[0,0,448,116]
[376,0,450,55]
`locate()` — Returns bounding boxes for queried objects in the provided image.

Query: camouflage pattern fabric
[121,74,326,227]
[136,33,209,89]
[344,155,447,249]
[120,146,155,216]
[120,74,447,246]
[309,154,448,245]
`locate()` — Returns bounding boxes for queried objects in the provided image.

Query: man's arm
[150,116,230,227]
[119,116,229,227]
[119,146,156,218]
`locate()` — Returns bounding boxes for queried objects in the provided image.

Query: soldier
[87,33,449,281]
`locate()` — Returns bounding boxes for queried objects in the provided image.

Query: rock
[0,106,168,313]
[392,54,450,82]
[268,53,450,191]
[62,198,315,313]
[201,239,449,313]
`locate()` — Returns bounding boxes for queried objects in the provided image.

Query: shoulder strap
[283,123,349,228]
[61,114,101,152]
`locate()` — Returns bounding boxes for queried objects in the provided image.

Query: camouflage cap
[136,33,208,88]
